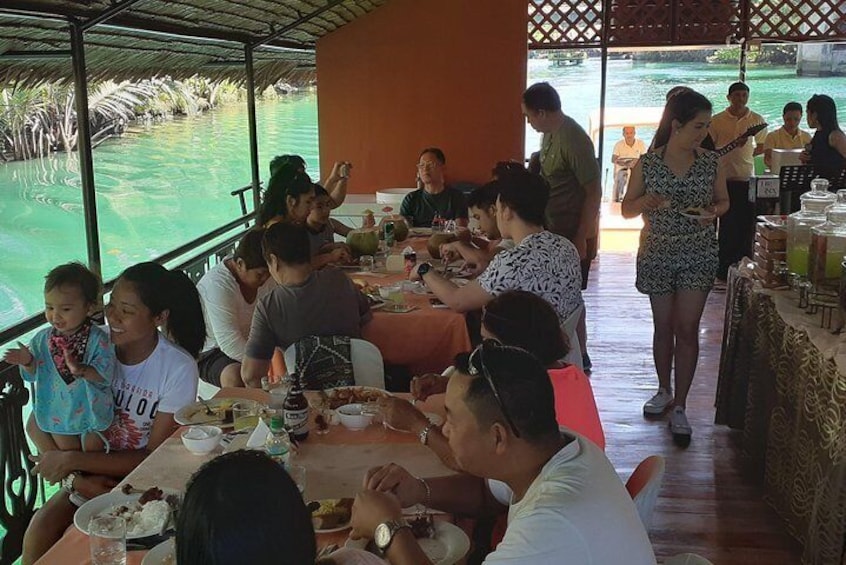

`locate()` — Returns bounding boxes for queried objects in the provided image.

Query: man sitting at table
[241,222,371,388]
[400,148,469,228]
[410,170,583,324]
[350,342,656,564]
[439,181,514,276]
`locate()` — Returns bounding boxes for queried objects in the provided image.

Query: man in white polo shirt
[611,125,647,201]
[709,81,768,284]
[349,343,656,565]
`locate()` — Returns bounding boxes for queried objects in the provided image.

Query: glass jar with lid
[786,178,834,278]
[808,187,846,289]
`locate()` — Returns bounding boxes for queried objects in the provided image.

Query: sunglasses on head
[468,339,521,438]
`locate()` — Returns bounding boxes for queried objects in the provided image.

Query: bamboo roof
[0,0,388,87]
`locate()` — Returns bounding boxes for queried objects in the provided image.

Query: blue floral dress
[22,323,115,439]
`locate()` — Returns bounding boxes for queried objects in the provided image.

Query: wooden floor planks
[584,252,803,564]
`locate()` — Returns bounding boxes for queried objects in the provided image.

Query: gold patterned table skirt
[716,269,846,565]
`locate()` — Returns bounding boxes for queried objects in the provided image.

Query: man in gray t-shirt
[241,223,371,388]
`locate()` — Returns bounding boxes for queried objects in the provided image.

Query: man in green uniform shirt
[522,82,601,370]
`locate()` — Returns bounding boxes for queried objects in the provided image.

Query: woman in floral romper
[622,89,729,445]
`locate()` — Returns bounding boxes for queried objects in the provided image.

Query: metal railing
[0,210,257,348]
[0,206,257,564]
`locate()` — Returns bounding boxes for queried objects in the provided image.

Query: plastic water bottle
[265,415,290,466]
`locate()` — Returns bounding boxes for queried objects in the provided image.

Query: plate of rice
[74,488,179,539]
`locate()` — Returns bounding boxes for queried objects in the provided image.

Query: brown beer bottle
[283,372,309,441]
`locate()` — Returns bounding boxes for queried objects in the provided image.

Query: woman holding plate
[621,89,729,446]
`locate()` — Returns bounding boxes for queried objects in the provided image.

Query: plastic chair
[560,303,584,369]
[284,338,386,389]
[663,554,714,565]
[625,455,666,530]
[198,379,221,400]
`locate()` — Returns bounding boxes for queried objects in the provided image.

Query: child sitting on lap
[308,184,354,269]
[3,262,115,452]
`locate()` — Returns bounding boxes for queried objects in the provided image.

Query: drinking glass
[359,255,375,272]
[360,402,387,439]
[386,284,405,305]
[287,463,308,495]
[89,515,126,565]
[232,402,259,432]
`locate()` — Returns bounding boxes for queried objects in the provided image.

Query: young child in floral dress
[3,262,115,452]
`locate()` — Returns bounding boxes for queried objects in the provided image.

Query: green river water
[1,61,844,332]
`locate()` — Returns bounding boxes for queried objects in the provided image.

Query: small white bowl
[336,403,373,431]
[181,425,222,455]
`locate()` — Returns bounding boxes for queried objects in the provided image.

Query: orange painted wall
[316,0,528,193]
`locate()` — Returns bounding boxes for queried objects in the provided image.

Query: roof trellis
[0,0,387,87]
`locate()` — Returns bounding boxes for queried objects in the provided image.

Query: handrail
[230,182,260,224]
[0,211,256,347]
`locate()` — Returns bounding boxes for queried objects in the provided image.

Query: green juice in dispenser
[786,178,835,279]
[809,188,846,289]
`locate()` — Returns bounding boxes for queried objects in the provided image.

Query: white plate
[141,538,175,564]
[317,386,393,410]
[345,521,470,565]
[174,398,261,426]
[425,412,444,426]
[75,490,178,540]
[679,209,715,220]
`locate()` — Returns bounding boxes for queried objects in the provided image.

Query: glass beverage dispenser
[786,178,834,279]
[809,188,846,290]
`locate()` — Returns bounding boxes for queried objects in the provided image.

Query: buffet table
[35,388,456,565]
[716,268,846,564]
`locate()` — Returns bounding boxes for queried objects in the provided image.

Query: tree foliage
[0,76,261,162]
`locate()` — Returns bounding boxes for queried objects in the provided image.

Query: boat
[549,50,587,67]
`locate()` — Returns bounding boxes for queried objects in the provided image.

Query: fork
[197,396,214,416]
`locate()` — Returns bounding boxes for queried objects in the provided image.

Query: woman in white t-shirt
[22,262,205,564]
[197,229,272,387]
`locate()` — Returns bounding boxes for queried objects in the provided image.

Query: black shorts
[198,348,239,387]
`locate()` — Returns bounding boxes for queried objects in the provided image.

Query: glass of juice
[232,402,259,431]
[387,285,405,305]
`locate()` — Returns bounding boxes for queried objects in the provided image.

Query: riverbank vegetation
[0,77,306,162]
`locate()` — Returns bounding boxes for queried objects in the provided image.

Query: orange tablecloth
[36,388,452,565]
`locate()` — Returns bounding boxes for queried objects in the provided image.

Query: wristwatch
[374,518,411,552]
[61,472,78,493]
[417,262,433,277]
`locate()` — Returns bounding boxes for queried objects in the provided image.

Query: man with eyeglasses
[400,147,469,228]
[349,343,656,565]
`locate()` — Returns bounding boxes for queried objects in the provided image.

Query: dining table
[34,387,459,565]
[272,234,474,377]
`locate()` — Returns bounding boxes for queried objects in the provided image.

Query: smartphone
[429,298,448,309]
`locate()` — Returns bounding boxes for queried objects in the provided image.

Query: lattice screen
[676,0,742,44]
[748,0,846,41]
[529,0,846,48]
[605,0,673,45]
[528,0,603,48]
